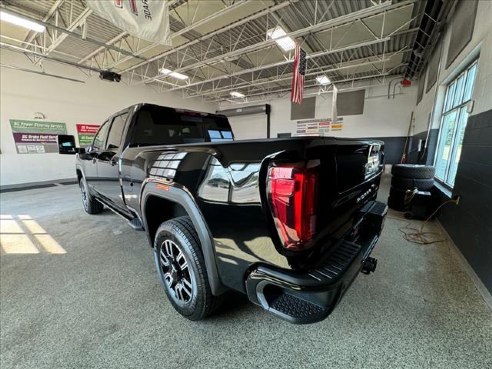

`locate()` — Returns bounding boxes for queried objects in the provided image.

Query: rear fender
[140,178,227,296]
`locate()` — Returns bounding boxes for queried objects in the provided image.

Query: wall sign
[294,117,344,136]
[9,119,67,154]
[76,124,100,146]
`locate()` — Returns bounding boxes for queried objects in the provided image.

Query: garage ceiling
[0,0,454,102]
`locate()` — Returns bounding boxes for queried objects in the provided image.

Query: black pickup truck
[58,103,387,324]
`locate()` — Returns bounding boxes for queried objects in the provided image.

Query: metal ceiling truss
[2,2,138,65]
[1,0,427,103]
[22,0,92,59]
[127,0,417,101]
[216,71,400,104]
[124,1,293,76]
[182,47,410,100]
[78,0,246,70]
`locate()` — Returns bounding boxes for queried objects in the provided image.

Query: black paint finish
[437,109,492,294]
[68,103,387,322]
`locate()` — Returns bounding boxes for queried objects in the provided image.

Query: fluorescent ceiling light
[230,91,245,98]
[316,75,331,85]
[0,11,45,33]
[159,68,188,80]
[266,26,296,52]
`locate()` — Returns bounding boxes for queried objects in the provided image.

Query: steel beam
[44,7,93,55]
[131,0,416,79]
[184,50,407,98]
[210,72,393,102]
[163,37,392,91]
[3,6,143,59]
[78,0,249,68]
[22,0,64,46]
[121,1,293,74]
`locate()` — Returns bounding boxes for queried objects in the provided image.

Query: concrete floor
[1,175,491,369]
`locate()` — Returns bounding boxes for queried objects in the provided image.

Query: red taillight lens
[267,165,318,251]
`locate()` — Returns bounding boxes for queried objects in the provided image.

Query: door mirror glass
[58,135,77,155]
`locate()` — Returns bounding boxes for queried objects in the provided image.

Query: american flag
[291,44,306,104]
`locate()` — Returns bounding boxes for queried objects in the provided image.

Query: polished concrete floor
[1,174,491,369]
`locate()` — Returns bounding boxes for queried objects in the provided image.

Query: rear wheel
[79,177,103,214]
[154,216,220,320]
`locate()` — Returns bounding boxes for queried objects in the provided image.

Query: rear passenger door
[96,112,129,212]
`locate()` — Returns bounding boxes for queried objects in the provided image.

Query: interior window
[434,60,478,187]
[92,121,110,150]
[208,129,234,142]
[106,112,128,150]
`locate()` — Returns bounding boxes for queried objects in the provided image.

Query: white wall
[229,114,268,140]
[0,51,217,186]
[414,0,492,134]
[221,83,417,140]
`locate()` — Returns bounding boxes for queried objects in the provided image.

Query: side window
[92,121,110,150]
[106,113,128,150]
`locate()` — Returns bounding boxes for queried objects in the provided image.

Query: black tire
[79,177,103,214]
[154,216,220,321]
[391,164,435,179]
[391,176,434,191]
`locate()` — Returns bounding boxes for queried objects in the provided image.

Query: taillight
[267,164,318,251]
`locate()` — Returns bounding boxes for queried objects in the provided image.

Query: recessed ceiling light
[0,10,45,32]
[266,26,296,52]
[159,68,188,80]
[230,91,245,98]
[316,75,331,85]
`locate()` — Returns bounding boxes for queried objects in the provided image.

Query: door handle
[110,159,117,166]
[92,157,97,164]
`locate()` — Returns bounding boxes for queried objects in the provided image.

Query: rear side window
[106,112,128,149]
[131,105,233,146]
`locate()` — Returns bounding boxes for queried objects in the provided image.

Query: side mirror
[58,134,78,155]
[58,135,85,155]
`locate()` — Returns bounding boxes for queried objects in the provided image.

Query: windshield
[131,105,233,146]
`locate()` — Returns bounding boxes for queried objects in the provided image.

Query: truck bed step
[268,293,324,322]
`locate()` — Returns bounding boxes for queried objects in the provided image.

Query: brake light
[267,165,318,251]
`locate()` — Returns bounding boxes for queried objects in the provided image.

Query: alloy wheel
[159,239,195,306]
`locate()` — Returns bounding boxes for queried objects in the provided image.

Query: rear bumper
[245,200,387,324]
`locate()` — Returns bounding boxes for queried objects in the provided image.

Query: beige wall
[414,0,492,134]
[0,51,217,186]
[222,82,418,140]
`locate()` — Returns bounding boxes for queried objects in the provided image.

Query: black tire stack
[388,164,435,211]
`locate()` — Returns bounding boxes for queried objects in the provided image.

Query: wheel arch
[141,179,226,296]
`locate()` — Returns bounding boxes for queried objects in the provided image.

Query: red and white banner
[87,0,171,45]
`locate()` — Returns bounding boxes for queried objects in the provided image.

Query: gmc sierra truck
[58,103,387,324]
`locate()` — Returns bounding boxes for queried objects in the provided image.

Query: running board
[128,217,145,231]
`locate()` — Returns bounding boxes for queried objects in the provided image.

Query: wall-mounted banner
[294,117,344,136]
[9,119,67,154]
[76,124,100,146]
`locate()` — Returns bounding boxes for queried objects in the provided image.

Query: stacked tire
[388,164,435,211]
